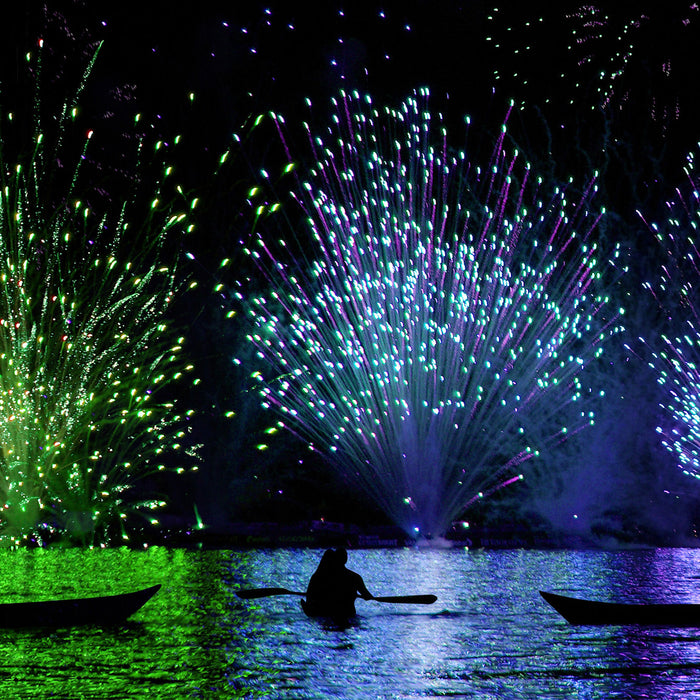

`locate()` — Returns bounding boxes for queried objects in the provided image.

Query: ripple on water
[1,547,700,698]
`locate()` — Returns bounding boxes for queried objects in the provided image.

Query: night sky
[3,1,700,545]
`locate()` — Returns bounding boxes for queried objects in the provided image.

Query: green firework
[0,42,198,546]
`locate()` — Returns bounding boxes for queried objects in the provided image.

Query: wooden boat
[0,584,161,629]
[540,590,700,626]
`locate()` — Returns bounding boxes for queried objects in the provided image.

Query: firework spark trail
[244,88,623,538]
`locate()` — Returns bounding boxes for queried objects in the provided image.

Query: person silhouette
[302,547,373,619]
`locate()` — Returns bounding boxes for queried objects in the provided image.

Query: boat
[540,590,700,626]
[0,584,161,629]
[300,598,359,627]
[300,598,356,618]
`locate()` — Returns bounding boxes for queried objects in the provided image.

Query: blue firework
[639,153,700,479]
[242,88,624,538]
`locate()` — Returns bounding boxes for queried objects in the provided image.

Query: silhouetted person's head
[335,547,348,565]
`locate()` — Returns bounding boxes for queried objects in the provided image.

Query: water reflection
[1,547,700,697]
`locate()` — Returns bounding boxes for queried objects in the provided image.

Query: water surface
[2,547,700,698]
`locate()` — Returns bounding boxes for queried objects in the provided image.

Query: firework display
[0,44,198,545]
[4,3,700,548]
[242,89,623,538]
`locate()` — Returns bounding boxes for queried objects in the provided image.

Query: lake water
[2,546,700,698]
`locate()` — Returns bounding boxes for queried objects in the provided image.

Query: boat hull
[300,598,357,624]
[540,590,700,626]
[0,584,161,629]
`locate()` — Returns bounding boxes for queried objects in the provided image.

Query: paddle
[236,587,437,605]
[370,594,437,605]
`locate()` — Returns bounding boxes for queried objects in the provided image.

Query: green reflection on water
[0,547,275,699]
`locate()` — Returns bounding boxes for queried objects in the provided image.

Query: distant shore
[139,517,695,550]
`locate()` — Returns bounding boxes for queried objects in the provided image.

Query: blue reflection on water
[1,547,700,698]
[230,548,700,699]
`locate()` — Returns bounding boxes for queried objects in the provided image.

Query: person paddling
[302,547,373,619]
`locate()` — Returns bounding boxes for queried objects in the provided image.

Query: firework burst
[242,88,624,539]
[637,151,700,481]
[0,43,198,546]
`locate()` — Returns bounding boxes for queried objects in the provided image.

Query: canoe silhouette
[541,590,700,626]
[0,584,161,629]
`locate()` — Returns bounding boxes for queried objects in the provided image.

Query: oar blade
[372,594,437,604]
[236,587,304,599]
